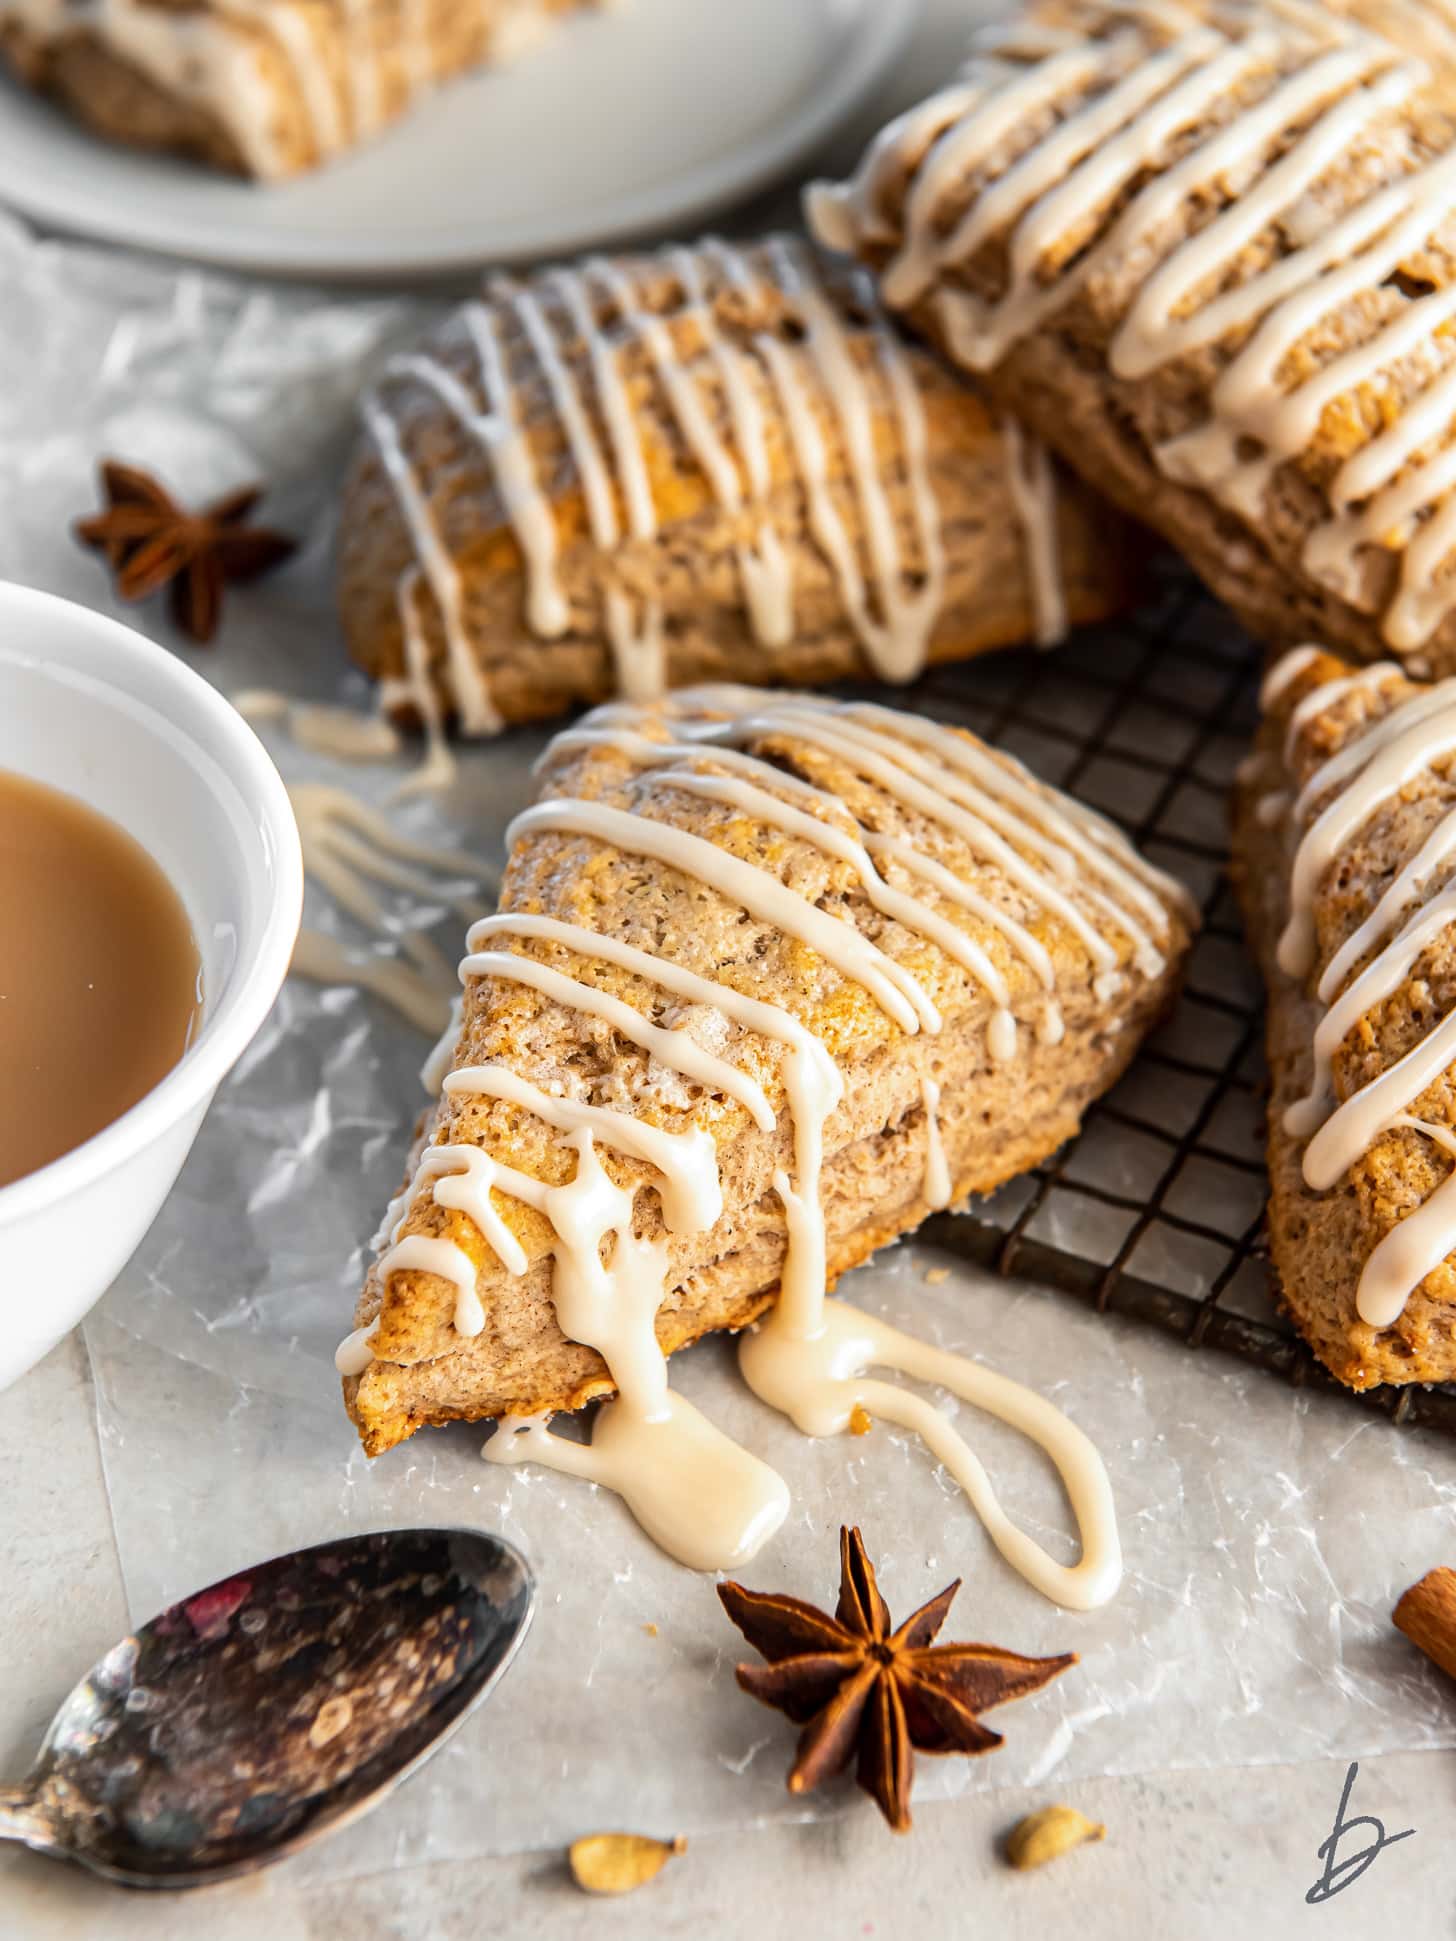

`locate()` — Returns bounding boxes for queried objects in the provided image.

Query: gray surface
[7,2,1456,1932]
[2,1339,1453,1935]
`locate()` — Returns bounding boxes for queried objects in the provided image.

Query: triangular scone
[0,0,594,178]
[343,688,1195,1456]
[1234,647,1456,1389]
[338,234,1136,739]
[808,0,1456,680]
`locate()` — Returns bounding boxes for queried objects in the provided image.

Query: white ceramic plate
[0,0,918,280]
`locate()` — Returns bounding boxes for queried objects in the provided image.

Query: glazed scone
[337,234,1139,740]
[1327,0,1456,71]
[0,0,592,178]
[342,685,1196,1456]
[1234,645,1456,1389]
[808,0,1456,680]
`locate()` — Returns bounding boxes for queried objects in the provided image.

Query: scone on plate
[342,685,1196,1456]
[337,234,1139,739]
[1235,645,1456,1389]
[808,0,1456,680]
[0,0,593,178]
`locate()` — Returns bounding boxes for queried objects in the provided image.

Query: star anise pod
[75,459,297,644]
[718,1526,1075,1833]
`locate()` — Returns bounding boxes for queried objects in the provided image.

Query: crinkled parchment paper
[5,211,1456,1881]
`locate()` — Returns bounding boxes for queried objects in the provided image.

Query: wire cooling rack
[856,560,1456,1437]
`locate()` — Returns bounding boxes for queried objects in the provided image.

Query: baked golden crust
[0,0,587,179]
[1327,0,1456,72]
[336,236,1138,737]
[809,0,1456,679]
[1233,649,1456,1388]
[345,690,1195,1456]
[1,21,247,172]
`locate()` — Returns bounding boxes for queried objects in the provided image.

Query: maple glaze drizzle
[809,4,1456,656]
[1001,418,1067,649]
[361,236,1070,750]
[235,690,402,765]
[1261,647,1456,1326]
[287,783,493,1036]
[921,1077,952,1210]
[0,0,563,177]
[344,688,1188,1604]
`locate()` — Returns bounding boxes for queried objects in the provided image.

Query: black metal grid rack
[864,562,1456,1437]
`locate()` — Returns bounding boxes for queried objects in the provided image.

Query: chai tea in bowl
[0,583,302,1392]
[0,770,203,1188]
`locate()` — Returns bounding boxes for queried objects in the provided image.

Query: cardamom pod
[1005,1804,1105,1870]
[568,1832,686,1896]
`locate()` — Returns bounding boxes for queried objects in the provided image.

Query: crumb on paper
[925,1265,951,1285]
[848,1404,873,1436]
[568,1832,685,1896]
[643,1621,659,1637]
[1005,1804,1105,1870]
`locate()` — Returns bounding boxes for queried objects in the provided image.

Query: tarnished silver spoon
[0,1527,533,1890]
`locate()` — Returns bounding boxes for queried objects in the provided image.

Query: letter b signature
[1306,1761,1415,1904]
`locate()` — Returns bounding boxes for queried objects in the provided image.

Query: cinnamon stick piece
[1393,1568,1456,1683]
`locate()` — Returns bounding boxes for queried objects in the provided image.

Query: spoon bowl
[0,1528,533,1890]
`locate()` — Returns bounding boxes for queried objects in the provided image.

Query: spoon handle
[0,1784,55,1855]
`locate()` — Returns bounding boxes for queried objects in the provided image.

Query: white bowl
[0,583,303,1392]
